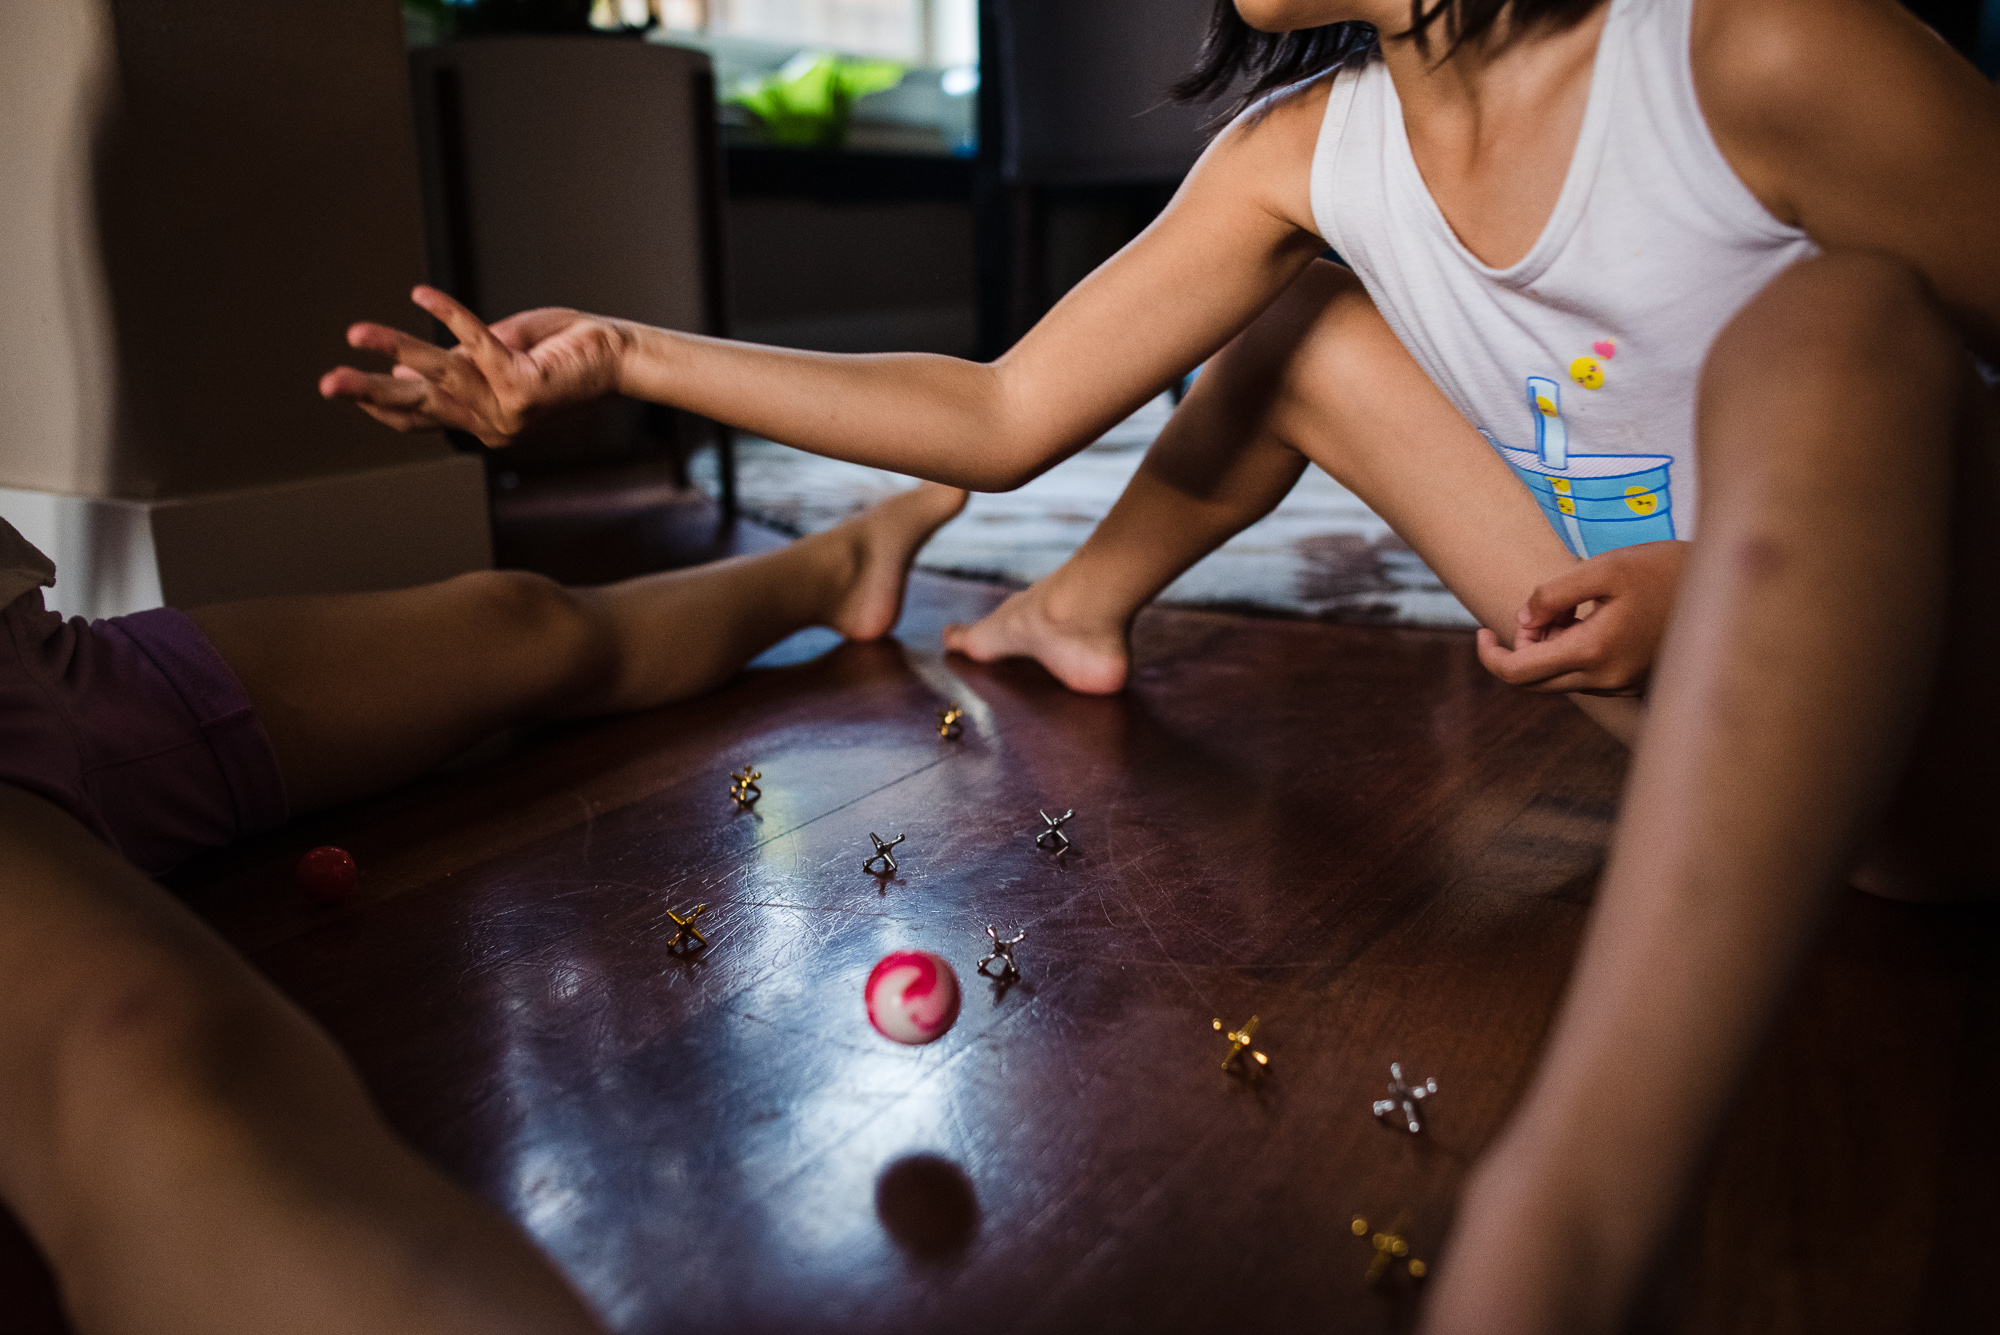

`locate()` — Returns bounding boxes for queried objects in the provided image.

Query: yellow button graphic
[1569,356,1605,390]
[1551,477,1571,494]
[1624,486,1659,516]
[1535,393,1559,417]
[1557,497,1576,515]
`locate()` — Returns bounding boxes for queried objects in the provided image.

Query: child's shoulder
[1182,70,1343,230]
[1209,69,1341,181]
[1690,0,1997,231]
[1691,0,1985,134]
[1228,68,1340,144]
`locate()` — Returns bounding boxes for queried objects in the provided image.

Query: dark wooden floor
[4,494,1996,1334]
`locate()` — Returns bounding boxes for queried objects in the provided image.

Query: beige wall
[411,38,714,335]
[0,1,120,497]
[1,0,453,502]
[727,197,977,355]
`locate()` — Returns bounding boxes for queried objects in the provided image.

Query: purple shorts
[0,590,288,875]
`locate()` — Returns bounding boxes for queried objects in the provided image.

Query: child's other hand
[1474,541,1689,697]
[319,286,627,447]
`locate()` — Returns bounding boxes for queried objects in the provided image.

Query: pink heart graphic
[1592,339,1617,360]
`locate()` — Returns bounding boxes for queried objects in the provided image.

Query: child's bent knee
[50,944,254,1123]
[446,570,618,701]
[31,942,376,1248]
[11,945,248,1230]
[1714,252,1957,380]
[447,569,581,637]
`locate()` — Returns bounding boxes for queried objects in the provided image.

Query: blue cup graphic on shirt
[1488,376,1675,558]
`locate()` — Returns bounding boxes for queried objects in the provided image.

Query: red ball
[296,846,359,903]
[865,951,961,1046]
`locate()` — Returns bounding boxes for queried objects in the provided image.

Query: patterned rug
[695,395,1476,629]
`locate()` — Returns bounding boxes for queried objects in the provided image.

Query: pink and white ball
[865,951,961,1046]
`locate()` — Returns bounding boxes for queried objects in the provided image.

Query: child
[323,0,1999,1327]
[0,482,965,1334]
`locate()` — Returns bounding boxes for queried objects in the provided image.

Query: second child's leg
[193,482,965,813]
[944,260,1582,693]
[0,784,605,1335]
[1422,254,1999,1334]
[1,483,963,1333]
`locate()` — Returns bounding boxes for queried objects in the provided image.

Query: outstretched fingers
[319,364,485,437]
[411,286,512,374]
[343,320,457,374]
[319,365,426,411]
[353,401,434,433]
[408,286,537,440]
[331,317,482,409]
[327,289,616,447]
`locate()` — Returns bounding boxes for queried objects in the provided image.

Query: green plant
[728,52,906,151]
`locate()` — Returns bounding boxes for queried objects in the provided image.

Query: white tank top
[1308,0,1818,556]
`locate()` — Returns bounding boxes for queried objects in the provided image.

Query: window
[706,1,921,62]
[658,0,976,68]
[651,0,979,155]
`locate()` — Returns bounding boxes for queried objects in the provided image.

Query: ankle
[1034,570,1138,641]
[793,524,867,627]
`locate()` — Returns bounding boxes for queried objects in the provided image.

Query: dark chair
[409,36,737,516]
[976,0,1218,357]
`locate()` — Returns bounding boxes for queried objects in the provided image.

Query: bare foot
[820,482,969,641]
[942,580,1132,695]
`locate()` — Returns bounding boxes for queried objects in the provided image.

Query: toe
[942,620,995,660]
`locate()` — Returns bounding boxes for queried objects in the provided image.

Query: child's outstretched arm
[322,86,1337,493]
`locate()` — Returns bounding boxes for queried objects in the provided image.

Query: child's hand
[1474,541,1689,696]
[319,286,628,447]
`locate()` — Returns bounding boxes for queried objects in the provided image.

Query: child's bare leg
[1423,254,1996,1334]
[193,482,965,812]
[942,380,1307,694]
[0,784,604,1335]
[944,260,1579,692]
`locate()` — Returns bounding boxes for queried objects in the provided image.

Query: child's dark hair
[1172,0,1605,118]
